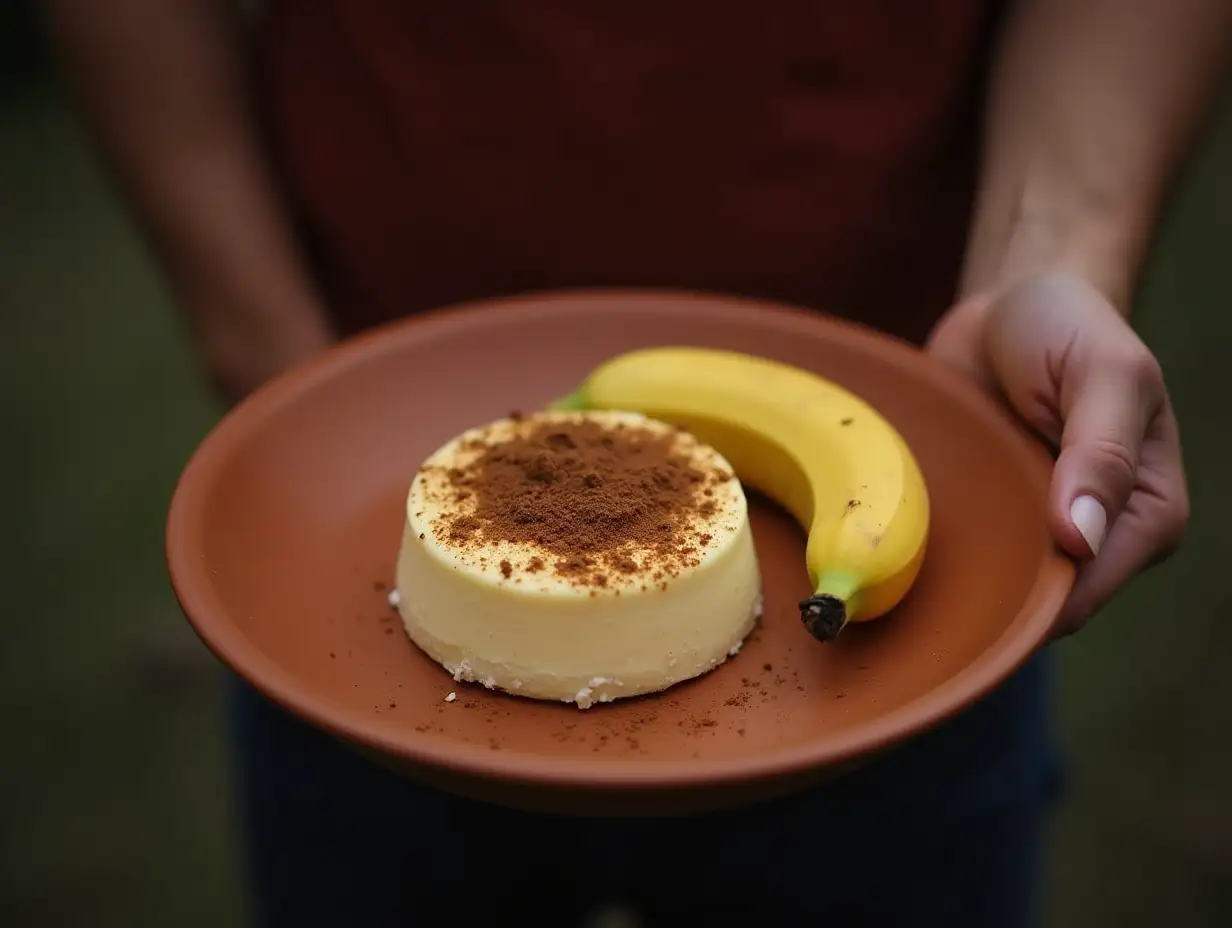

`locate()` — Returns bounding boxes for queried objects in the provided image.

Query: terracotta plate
[167,289,1074,815]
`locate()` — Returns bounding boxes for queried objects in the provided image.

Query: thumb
[1050,358,1159,559]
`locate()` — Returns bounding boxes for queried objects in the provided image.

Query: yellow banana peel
[552,346,930,642]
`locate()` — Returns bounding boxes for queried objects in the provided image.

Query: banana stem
[547,390,587,411]
[799,594,847,642]
[799,572,860,642]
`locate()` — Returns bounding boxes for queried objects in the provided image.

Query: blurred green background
[2,3,1230,925]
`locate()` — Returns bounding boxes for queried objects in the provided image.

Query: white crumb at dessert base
[391,409,765,709]
[444,691,456,702]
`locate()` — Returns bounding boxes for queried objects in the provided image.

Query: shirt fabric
[254,0,1005,345]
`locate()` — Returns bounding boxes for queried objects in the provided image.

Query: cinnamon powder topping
[424,415,732,588]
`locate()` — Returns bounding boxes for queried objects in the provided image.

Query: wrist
[960,201,1140,315]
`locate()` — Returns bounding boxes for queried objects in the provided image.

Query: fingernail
[1070,495,1107,556]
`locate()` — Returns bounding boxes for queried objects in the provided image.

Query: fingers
[1054,506,1158,637]
[923,293,998,390]
[948,272,1186,636]
[1053,406,1189,636]
[1049,344,1165,560]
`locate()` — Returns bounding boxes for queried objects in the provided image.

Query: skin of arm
[957,0,1232,313]
[43,0,336,403]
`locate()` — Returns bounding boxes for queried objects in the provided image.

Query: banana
[551,346,930,642]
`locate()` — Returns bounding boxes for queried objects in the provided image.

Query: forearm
[961,0,1232,311]
[44,0,331,337]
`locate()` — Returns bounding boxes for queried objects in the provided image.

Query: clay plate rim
[166,288,1076,793]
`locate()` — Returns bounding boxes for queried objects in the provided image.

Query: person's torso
[254,0,1005,343]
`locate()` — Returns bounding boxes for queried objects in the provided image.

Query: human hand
[189,294,337,407]
[926,272,1189,636]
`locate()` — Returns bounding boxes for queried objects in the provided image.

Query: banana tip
[547,389,587,412]
[799,594,847,642]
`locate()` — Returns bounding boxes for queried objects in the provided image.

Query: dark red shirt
[254,0,1004,345]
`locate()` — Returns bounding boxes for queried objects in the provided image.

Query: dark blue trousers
[227,653,1062,926]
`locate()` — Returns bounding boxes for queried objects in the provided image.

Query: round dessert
[392,409,763,708]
